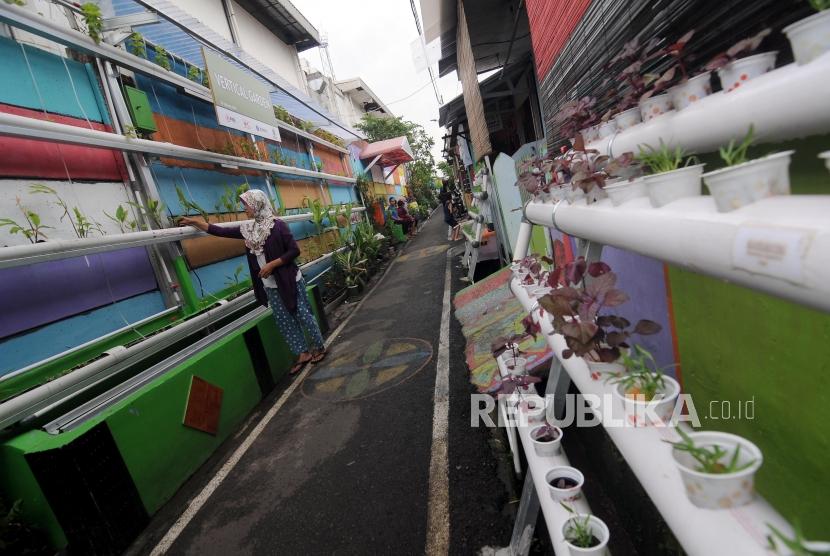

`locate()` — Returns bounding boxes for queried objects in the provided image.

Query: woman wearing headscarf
[180,189,325,374]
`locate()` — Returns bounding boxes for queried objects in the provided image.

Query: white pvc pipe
[496,357,599,556]
[509,278,793,555]
[0,111,356,183]
[0,208,365,269]
[525,196,830,313]
[586,53,830,157]
[513,220,533,261]
[0,292,255,430]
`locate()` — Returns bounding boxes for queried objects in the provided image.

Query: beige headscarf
[239,189,277,256]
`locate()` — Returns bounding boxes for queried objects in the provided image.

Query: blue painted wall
[0,291,166,375]
[0,37,108,123]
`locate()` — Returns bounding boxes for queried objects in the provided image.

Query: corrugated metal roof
[107,0,361,140]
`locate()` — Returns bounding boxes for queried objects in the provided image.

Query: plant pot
[604,177,647,206]
[820,151,830,174]
[612,107,641,131]
[530,424,563,456]
[545,466,584,502]
[597,120,617,139]
[667,72,712,110]
[519,397,547,425]
[347,284,360,301]
[580,125,599,143]
[670,431,763,509]
[613,375,681,427]
[562,515,610,556]
[504,356,527,376]
[639,93,672,122]
[702,151,794,212]
[717,51,777,93]
[566,187,586,204]
[784,9,830,65]
[585,360,624,382]
[644,164,705,208]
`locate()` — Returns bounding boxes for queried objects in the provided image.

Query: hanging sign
[202,48,281,141]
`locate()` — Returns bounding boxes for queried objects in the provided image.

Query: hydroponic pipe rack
[508,275,794,556]
[0,207,365,270]
[585,53,830,157]
[524,195,830,313]
[0,1,351,153]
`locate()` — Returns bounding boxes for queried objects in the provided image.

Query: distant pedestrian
[439,180,457,228]
[181,190,325,374]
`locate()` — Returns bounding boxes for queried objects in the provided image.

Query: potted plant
[496,336,527,376]
[545,466,584,502]
[560,504,611,556]
[667,428,763,509]
[705,29,774,93]
[702,125,795,212]
[607,345,680,427]
[555,97,598,147]
[784,0,830,65]
[637,142,704,207]
[538,258,662,379]
[600,152,646,206]
[333,250,367,301]
[607,37,662,129]
[654,30,714,111]
[530,422,563,456]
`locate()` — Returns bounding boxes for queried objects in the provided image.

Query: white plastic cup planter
[702,151,794,212]
[597,119,617,139]
[604,177,647,206]
[545,466,584,502]
[784,10,830,65]
[562,515,610,556]
[639,93,672,122]
[530,424,563,456]
[671,431,763,509]
[519,397,547,425]
[667,72,712,110]
[504,356,527,376]
[613,375,681,427]
[644,164,705,208]
[717,51,777,93]
[612,107,641,131]
[820,151,830,174]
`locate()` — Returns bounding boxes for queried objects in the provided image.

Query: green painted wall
[669,134,830,536]
[0,308,301,549]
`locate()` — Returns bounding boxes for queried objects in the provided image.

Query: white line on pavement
[149,253,403,555]
[426,248,453,555]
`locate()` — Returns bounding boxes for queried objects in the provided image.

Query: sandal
[290,353,313,375]
[310,350,326,364]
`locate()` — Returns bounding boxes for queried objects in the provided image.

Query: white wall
[167,0,306,91]
[170,0,233,43]
[232,3,305,91]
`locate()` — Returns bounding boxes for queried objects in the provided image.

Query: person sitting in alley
[180,189,325,375]
[397,199,416,238]
[386,196,401,225]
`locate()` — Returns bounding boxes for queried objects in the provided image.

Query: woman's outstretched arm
[180,216,243,239]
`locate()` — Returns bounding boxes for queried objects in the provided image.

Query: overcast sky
[290,0,460,161]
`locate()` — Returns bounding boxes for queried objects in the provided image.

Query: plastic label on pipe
[732,225,812,285]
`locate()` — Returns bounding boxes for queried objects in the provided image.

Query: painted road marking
[426,248,453,555]
[149,253,402,555]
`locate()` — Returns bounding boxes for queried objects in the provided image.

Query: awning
[359,136,414,168]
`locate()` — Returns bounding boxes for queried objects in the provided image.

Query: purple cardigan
[207,220,301,313]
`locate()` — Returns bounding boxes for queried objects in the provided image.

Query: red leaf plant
[538,257,661,362]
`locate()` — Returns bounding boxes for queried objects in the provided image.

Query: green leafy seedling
[719,125,755,167]
[666,428,756,474]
